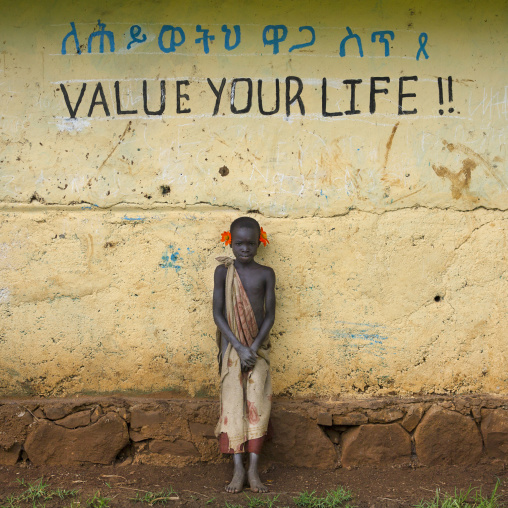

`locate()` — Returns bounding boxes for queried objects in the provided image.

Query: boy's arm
[213,265,257,370]
[250,267,276,353]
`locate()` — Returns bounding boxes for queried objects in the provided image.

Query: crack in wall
[0,201,507,218]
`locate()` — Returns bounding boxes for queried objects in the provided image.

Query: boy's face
[230,226,259,264]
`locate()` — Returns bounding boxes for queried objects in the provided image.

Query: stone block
[263,409,337,469]
[414,405,482,465]
[129,419,183,442]
[189,422,216,439]
[149,439,200,456]
[317,413,333,426]
[90,406,103,424]
[55,410,91,429]
[471,406,482,422]
[368,409,404,424]
[130,407,166,429]
[481,409,508,461]
[33,408,45,419]
[341,424,411,467]
[0,443,22,465]
[401,406,425,432]
[24,412,129,465]
[43,404,78,420]
[454,399,470,415]
[0,404,33,449]
[333,413,368,426]
[116,408,130,422]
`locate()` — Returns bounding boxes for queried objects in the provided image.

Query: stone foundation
[1,395,507,468]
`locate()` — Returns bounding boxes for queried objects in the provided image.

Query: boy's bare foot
[226,454,245,493]
[248,469,268,493]
[247,453,268,493]
[226,469,245,493]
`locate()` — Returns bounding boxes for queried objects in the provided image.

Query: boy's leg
[248,452,268,493]
[226,453,246,493]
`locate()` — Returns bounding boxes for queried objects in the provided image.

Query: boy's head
[230,217,261,241]
[229,217,261,264]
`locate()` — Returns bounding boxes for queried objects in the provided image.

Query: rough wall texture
[0,0,507,399]
[0,208,507,397]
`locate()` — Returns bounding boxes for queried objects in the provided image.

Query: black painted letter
[60,83,86,119]
[343,79,362,115]
[176,80,191,114]
[322,78,342,117]
[87,82,110,117]
[143,80,166,116]
[285,76,305,117]
[207,78,226,116]
[398,76,418,115]
[369,77,390,114]
[258,79,280,115]
[115,81,137,115]
[231,78,252,114]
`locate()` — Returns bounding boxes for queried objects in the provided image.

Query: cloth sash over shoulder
[214,256,272,454]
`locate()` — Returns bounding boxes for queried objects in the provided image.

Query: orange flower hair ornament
[259,227,269,246]
[220,231,231,246]
[220,228,269,246]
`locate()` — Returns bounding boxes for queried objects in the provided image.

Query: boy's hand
[237,345,257,371]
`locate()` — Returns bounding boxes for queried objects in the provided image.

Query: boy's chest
[236,271,265,300]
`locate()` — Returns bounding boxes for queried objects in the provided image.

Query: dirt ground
[0,462,507,507]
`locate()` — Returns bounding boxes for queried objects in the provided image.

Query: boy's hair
[230,216,261,238]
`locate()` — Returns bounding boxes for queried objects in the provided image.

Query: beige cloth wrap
[214,256,272,452]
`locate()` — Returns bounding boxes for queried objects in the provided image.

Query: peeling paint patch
[0,288,10,302]
[160,246,182,272]
[56,118,90,132]
[122,215,145,221]
[332,322,396,354]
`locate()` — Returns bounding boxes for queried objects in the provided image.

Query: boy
[213,216,276,493]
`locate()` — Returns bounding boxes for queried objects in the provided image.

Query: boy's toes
[226,471,245,494]
[248,471,268,493]
[251,484,269,493]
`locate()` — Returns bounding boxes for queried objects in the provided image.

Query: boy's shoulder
[253,262,275,279]
[214,264,228,276]
[255,261,274,272]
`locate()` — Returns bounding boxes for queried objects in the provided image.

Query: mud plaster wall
[0,0,507,398]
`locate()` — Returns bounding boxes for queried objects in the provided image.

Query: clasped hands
[237,344,259,372]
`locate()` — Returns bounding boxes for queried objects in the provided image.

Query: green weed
[0,494,21,508]
[0,478,79,508]
[293,486,355,507]
[85,492,110,508]
[414,480,502,508]
[130,487,179,505]
[244,494,281,507]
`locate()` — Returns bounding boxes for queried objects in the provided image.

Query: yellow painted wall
[0,0,507,397]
